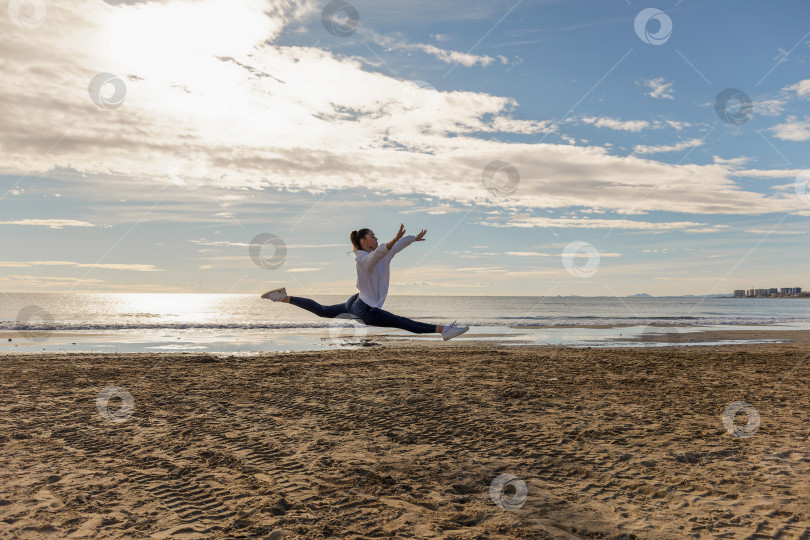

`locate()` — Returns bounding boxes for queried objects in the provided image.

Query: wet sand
[616,329,810,344]
[1,343,810,538]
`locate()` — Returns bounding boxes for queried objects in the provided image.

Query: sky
[0,0,808,297]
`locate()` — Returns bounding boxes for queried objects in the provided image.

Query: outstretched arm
[390,235,416,256]
[388,229,426,258]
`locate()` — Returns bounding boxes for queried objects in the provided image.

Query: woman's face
[362,231,378,250]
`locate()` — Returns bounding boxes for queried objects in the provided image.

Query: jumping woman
[261,224,470,340]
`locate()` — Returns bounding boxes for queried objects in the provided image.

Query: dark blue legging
[288,293,436,334]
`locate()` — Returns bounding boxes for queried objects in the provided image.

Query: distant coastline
[729,296,810,299]
[732,288,806,299]
[624,291,809,299]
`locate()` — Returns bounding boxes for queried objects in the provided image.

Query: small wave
[2,316,810,331]
[506,317,808,327]
[496,315,703,321]
[1,321,340,331]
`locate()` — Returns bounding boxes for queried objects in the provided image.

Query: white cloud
[665,120,691,131]
[456,266,507,273]
[731,168,805,179]
[749,79,810,122]
[581,116,650,132]
[479,217,710,230]
[0,261,163,271]
[0,0,807,227]
[744,229,804,235]
[774,48,790,64]
[503,251,553,257]
[560,251,622,258]
[770,116,810,141]
[683,226,730,233]
[191,239,345,248]
[788,79,810,98]
[713,155,751,167]
[400,204,466,215]
[485,116,556,134]
[753,98,787,116]
[413,43,494,67]
[633,138,704,155]
[642,77,674,100]
[0,275,107,288]
[365,30,498,68]
[0,219,100,228]
[191,239,252,247]
[452,250,501,258]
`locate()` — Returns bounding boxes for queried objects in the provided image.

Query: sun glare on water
[109,293,228,324]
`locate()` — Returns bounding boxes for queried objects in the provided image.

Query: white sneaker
[441,321,469,341]
[261,287,288,301]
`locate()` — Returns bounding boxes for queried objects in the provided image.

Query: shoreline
[2,343,809,538]
[3,325,810,355]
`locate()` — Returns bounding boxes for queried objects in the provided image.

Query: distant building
[781,287,802,295]
[736,287,804,297]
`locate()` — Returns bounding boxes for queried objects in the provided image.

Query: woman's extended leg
[287,296,351,319]
[351,301,437,334]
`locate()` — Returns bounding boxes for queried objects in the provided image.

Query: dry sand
[1,342,810,539]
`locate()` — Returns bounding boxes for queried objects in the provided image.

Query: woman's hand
[386,224,406,250]
[414,229,427,241]
[394,223,405,242]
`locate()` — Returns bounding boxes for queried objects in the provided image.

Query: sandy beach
[2,342,810,539]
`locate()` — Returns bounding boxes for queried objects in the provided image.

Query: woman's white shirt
[354,235,416,308]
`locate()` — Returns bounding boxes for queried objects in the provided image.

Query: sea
[2,293,809,353]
